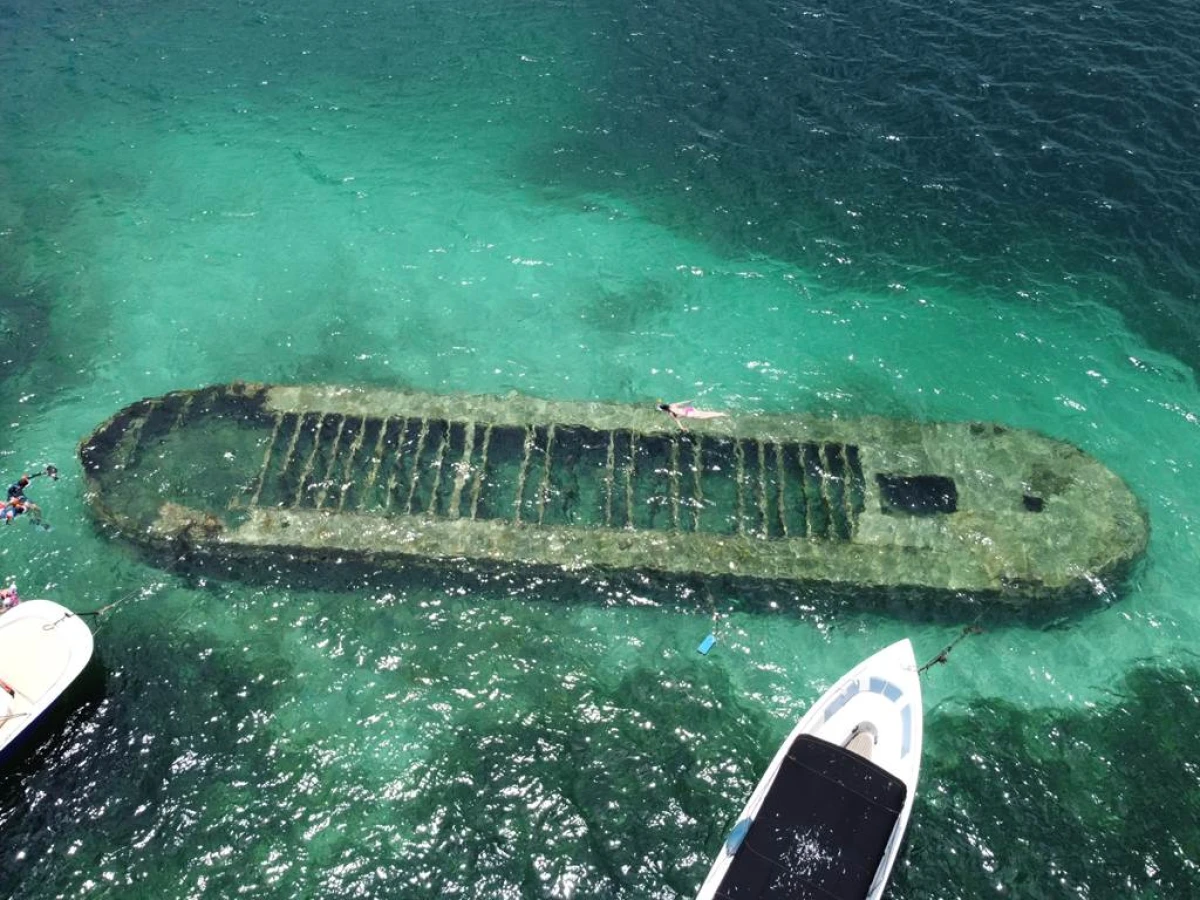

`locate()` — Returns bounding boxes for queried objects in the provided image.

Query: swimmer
[657,400,729,431]
[4,467,54,529]
[2,496,40,525]
[6,475,30,502]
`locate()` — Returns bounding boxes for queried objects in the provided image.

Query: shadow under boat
[77,382,1149,620]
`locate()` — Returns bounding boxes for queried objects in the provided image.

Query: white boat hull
[0,599,95,759]
[697,638,924,900]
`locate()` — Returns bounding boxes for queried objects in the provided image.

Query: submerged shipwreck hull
[79,383,1147,603]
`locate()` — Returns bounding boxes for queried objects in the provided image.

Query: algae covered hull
[78,383,1148,601]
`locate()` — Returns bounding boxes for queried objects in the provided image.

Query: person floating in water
[4,474,43,526]
[6,474,30,503]
[657,400,729,431]
[2,495,40,525]
[7,467,57,502]
[0,584,18,612]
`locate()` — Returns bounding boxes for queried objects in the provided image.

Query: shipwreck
[78,382,1148,603]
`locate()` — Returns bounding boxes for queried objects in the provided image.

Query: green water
[2,0,1200,897]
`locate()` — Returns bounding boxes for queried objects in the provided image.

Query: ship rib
[514,425,535,524]
[775,442,788,537]
[171,394,194,431]
[756,440,769,536]
[691,436,704,532]
[360,416,390,501]
[276,414,305,505]
[846,444,866,530]
[314,416,348,509]
[292,414,326,507]
[249,413,283,508]
[336,417,369,512]
[425,421,451,515]
[604,431,616,528]
[447,422,477,519]
[403,418,430,515]
[624,431,637,529]
[802,443,823,538]
[826,443,855,539]
[669,436,681,531]
[111,401,156,472]
[382,418,406,512]
[468,424,492,521]
[820,443,842,538]
[536,425,556,526]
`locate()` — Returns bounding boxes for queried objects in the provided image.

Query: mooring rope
[40,584,154,632]
[918,623,984,674]
[694,588,723,655]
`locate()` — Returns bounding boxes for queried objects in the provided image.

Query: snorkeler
[3,466,56,528]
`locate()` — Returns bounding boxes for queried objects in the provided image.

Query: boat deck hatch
[875,473,958,515]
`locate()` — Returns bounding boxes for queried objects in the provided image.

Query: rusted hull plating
[78,383,1148,602]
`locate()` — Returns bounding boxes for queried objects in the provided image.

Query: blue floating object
[725,817,752,853]
[697,633,717,655]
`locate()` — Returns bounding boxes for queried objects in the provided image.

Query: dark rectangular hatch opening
[876,473,957,515]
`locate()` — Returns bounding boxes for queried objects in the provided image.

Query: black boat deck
[714,734,906,900]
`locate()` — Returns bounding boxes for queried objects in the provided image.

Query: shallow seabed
[2,0,1199,897]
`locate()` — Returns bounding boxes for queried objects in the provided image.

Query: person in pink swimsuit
[657,400,728,431]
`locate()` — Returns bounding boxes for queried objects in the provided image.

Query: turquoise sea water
[2,0,1199,897]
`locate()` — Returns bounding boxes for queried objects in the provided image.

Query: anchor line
[42,611,78,630]
[918,623,984,674]
[704,588,721,633]
[41,585,153,632]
